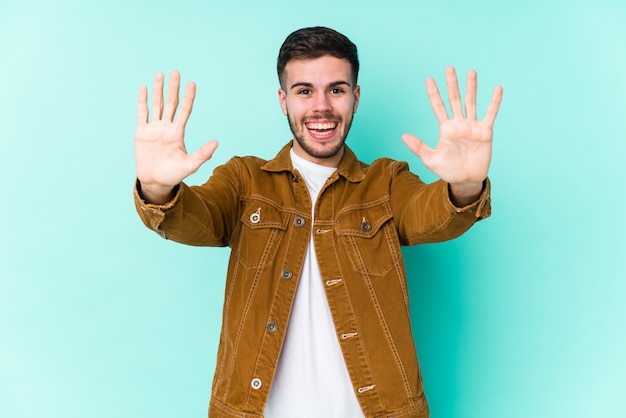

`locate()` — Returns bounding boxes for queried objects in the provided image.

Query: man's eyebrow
[329,81,351,88]
[289,80,352,90]
[289,82,314,90]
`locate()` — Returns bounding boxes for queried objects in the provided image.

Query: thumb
[188,140,219,173]
[401,133,433,163]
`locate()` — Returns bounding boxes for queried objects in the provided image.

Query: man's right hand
[135,70,218,204]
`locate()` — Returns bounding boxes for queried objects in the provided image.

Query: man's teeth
[306,122,337,130]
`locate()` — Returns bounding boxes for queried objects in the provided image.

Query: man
[134,27,502,418]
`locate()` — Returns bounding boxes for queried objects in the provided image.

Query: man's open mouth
[305,121,338,136]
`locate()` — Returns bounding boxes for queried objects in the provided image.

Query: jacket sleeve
[133,158,243,247]
[390,161,491,246]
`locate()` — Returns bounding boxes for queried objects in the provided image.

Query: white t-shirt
[263,150,363,417]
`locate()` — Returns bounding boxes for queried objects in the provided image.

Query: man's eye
[331,88,344,94]
[298,89,311,95]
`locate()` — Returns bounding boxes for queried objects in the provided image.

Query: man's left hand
[402,66,503,206]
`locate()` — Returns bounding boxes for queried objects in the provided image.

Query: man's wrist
[137,180,178,205]
[448,181,485,207]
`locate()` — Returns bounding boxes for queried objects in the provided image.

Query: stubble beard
[287,112,354,160]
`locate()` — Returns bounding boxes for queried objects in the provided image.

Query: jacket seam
[347,233,414,404]
[332,235,386,415]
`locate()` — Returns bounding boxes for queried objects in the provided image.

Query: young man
[134,27,502,418]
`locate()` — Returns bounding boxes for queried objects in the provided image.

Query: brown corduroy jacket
[134,142,491,418]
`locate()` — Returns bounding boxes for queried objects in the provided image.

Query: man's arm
[135,70,218,204]
[401,66,503,207]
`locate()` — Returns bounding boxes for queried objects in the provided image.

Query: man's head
[277,26,359,90]
[277,27,361,167]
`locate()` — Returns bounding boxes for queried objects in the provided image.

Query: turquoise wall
[1,0,624,417]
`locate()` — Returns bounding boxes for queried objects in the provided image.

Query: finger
[137,85,148,125]
[445,66,463,118]
[465,70,477,120]
[401,133,434,164]
[176,81,196,127]
[152,72,165,120]
[483,85,504,127]
[163,70,180,122]
[188,140,219,173]
[426,77,449,124]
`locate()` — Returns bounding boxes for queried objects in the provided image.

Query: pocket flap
[241,199,289,230]
[336,200,393,238]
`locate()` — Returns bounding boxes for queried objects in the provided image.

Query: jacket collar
[262,140,366,183]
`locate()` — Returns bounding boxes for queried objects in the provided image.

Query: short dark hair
[277,26,359,89]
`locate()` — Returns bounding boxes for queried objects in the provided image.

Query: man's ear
[353,85,361,113]
[278,88,288,116]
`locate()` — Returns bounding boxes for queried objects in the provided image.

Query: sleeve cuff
[444,178,491,220]
[134,180,182,214]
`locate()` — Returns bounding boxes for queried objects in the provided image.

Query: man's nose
[312,92,332,112]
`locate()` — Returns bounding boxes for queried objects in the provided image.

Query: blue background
[1,0,625,417]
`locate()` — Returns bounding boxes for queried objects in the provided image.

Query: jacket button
[291,173,298,182]
[251,378,262,390]
[361,220,371,232]
[294,216,305,227]
[250,208,261,224]
[266,322,278,333]
[281,269,293,280]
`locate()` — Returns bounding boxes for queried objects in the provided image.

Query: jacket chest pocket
[335,200,401,276]
[238,200,289,269]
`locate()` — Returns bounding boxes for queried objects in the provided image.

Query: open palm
[402,66,502,186]
[135,71,217,203]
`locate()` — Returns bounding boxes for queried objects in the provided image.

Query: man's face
[278,55,360,167]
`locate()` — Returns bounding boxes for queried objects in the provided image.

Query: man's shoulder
[361,156,411,175]
[227,154,270,166]
[214,153,271,169]
[214,151,290,180]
